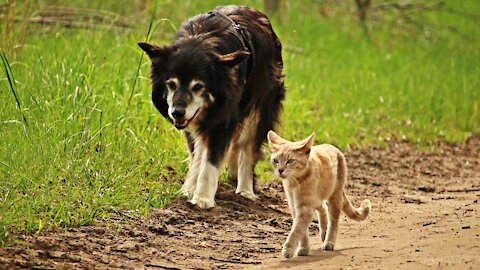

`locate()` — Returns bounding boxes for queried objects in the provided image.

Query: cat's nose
[278,169,284,174]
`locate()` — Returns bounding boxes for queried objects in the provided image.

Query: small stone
[112,241,138,252]
[128,230,146,237]
[100,255,112,264]
[66,254,82,262]
[402,195,425,204]
[47,251,66,259]
[68,240,84,248]
[462,225,471,229]
[149,223,175,236]
[418,186,435,193]
[91,228,106,235]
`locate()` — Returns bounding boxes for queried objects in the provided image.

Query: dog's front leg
[189,127,233,209]
[181,132,199,198]
[189,139,221,209]
[190,158,219,209]
[182,152,201,198]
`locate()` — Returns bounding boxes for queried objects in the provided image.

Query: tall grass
[1,0,479,245]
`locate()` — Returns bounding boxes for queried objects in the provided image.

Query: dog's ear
[216,50,250,66]
[138,42,169,61]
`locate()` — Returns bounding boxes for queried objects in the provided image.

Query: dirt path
[1,138,479,270]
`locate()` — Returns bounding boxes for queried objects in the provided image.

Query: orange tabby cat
[267,130,371,258]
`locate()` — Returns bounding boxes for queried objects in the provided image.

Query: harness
[207,11,254,79]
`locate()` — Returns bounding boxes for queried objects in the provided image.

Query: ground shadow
[268,246,366,269]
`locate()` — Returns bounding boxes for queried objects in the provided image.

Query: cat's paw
[190,196,215,209]
[296,247,310,256]
[235,189,259,201]
[281,247,294,259]
[321,242,335,251]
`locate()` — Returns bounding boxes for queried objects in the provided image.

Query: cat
[267,130,371,258]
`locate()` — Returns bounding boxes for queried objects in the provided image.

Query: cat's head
[267,131,315,179]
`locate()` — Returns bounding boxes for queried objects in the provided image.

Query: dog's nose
[171,107,186,119]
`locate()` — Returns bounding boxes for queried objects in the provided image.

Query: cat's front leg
[282,210,313,258]
[296,228,310,256]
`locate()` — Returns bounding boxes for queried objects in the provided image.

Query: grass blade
[128,0,160,106]
[1,51,28,126]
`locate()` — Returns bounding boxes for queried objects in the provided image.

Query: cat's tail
[337,152,371,221]
[342,192,371,221]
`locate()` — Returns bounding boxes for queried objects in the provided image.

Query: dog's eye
[286,159,295,164]
[191,82,205,92]
[166,80,177,91]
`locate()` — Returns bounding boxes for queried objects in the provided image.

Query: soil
[1,137,479,270]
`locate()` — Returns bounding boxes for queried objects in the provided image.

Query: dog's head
[138,41,249,130]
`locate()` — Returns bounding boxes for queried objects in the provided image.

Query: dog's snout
[171,107,186,119]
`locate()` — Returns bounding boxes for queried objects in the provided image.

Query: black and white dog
[139,5,285,209]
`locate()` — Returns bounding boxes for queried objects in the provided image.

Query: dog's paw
[281,247,294,259]
[190,196,215,209]
[296,247,310,256]
[180,188,193,198]
[180,183,196,199]
[321,242,335,251]
[235,189,259,201]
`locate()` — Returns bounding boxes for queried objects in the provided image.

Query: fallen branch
[400,12,472,40]
[371,1,443,12]
[144,263,181,270]
[0,5,135,30]
[209,256,261,265]
[440,187,480,193]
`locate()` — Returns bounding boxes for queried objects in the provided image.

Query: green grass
[1,0,479,246]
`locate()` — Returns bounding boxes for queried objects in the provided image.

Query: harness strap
[207,11,255,79]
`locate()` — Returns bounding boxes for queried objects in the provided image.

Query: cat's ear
[300,132,315,155]
[267,130,288,151]
[267,130,288,145]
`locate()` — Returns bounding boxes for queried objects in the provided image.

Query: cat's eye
[166,79,177,91]
[286,159,295,164]
[272,158,279,164]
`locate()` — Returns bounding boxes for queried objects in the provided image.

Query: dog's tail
[342,192,371,221]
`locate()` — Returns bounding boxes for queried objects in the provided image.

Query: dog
[138,5,285,209]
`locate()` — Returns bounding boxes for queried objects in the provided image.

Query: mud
[1,137,479,269]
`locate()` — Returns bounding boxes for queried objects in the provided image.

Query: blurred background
[0,0,478,245]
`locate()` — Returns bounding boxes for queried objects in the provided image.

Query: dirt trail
[1,137,479,270]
